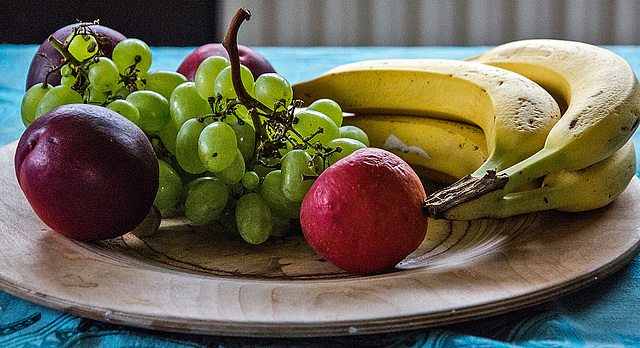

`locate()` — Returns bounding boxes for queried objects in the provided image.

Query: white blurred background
[217,0,640,46]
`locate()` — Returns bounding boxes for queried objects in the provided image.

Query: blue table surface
[2,44,640,347]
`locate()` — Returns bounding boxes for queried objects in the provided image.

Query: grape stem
[222,8,273,157]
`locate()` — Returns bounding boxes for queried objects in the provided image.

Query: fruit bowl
[1,140,639,337]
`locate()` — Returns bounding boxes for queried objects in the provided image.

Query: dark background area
[1,1,222,46]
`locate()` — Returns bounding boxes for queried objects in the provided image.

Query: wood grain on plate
[1,140,639,337]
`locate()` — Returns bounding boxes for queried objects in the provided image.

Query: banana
[424,40,640,218]
[293,59,561,175]
[342,114,488,182]
[440,139,636,219]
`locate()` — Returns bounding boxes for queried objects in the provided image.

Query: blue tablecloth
[2,44,640,347]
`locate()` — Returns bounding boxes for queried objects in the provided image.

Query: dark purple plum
[26,24,126,90]
[15,104,158,241]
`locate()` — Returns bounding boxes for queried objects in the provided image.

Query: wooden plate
[1,140,639,337]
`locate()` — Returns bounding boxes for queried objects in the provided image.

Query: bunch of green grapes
[20,25,371,245]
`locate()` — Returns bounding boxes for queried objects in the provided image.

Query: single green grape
[21,83,52,126]
[307,98,343,127]
[236,192,273,244]
[259,170,301,219]
[194,56,230,100]
[66,33,98,61]
[184,176,229,226]
[34,85,83,119]
[270,211,293,237]
[85,85,108,105]
[215,148,245,185]
[60,64,73,77]
[154,159,183,212]
[144,70,188,102]
[213,64,255,100]
[126,90,170,134]
[112,38,152,75]
[198,121,238,172]
[113,85,131,99]
[88,57,121,93]
[60,75,76,87]
[254,73,293,111]
[180,176,210,204]
[169,81,212,129]
[106,99,141,124]
[280,149,317,202]
[291,110,340,152]
[338,125,370,146]
[159,118,179,155]
[326,137,367,166]
[241,171,260,190]
[175,118,207,174]
[230,120,255,163]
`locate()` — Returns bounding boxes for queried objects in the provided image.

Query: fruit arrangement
[15,12,380,250]
[295,39,640,221]
[13,8,640,276]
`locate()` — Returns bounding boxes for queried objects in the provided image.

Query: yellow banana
[293,59,561,175]
[425,39,640,218]
[342,114,488,182]
[440,139,636,219]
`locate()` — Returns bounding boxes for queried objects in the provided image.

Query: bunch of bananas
[292,39,640,220]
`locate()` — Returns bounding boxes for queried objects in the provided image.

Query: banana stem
[423,147,563,218]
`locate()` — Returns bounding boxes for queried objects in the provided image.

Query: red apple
[177,43,276,81]
[300,147,428,275]
[14,104,159,241]
[26,24,126,90]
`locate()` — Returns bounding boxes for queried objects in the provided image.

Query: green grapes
[112,38,152,75]
[154,159,183,212]
[230,120,255,163]
[21,84,52,126]
[106,99,141,125]
[236,193,273,244]
[159,118,179,155]
[126,90,170,134]
[215,148,246,185]
[85,85,108,105]
[198,121,238,172]
[292,110,340,152]
[326,138,367,165]
[339,125,370,146]
[88,57,121,93]
[184,177,229,226]
[195,56,230,100]
[241,171,260,190]
[254,73,293,110]
[214,65,255,100]
[35,85,83,118]
[66,33,98,61]
[259,170,301,219]
[307,98,343,127]
[169,82,212,129]
[176,118,207,174]
[280,149,317,202]
[18,31,371,245]
[145,70,188,101]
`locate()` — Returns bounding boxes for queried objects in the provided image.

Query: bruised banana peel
[425,39,640,219]
[293,59,561,176]
[342,114,488,182]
